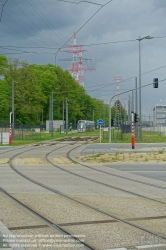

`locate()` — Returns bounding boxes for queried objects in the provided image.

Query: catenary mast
[114,73,122,126]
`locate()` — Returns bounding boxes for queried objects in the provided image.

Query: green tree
[5,61,47,124]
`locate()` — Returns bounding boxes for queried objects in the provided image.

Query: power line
[0,35,166,50]
[1,21,37,43]
[4,3,53,47]
[39,0,67,41]
[27,0,65,44]
[87,64,166,92]
[0,47,57,54]
[54,0,115,56]
[26,0,60,46]
[0,0,8,22]
[12,0,57,47]
[0,45,60,49]
[57,0,103,5]
[2,11,45,47]
[95,78,166,99]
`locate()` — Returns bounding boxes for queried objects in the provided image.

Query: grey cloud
[0,0,166,117]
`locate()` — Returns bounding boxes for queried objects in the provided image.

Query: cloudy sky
[0,0,166,121]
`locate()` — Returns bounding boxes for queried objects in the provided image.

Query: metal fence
[102,125,132,141]
[103,127,123,141]
[121,124,131,134]
[0,121,10,133]
[0,122,46,140]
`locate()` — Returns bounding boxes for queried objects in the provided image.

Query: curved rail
[7,142,166,242]
[45,146,166,206]
[67,145,166,191]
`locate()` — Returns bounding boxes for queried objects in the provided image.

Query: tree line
[0,55,127,126]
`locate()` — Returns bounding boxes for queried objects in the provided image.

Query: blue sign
[97,119,104,125]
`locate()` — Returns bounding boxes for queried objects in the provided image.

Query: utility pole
[131,90,134,112]
[66,98,68,134]
[42,109,43,125]
[63,100,64,126]
[12,79,15,140]
[135,77,138,139]
[128,95,130,124]
[51,91,53,137]
[123,103,126,125]
[139,37,142,140]
[49,96,51,133]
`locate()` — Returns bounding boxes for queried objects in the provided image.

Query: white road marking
[136,243,166,248]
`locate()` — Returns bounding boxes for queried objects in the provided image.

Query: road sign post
[98,119,103,143]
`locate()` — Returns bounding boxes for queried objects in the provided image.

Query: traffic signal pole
[9,112,12,145]
[109,79,164,143]
[131,112,135,149]
[135,77,138,140]
[12,79,14,140]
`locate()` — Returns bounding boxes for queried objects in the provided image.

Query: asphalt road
[81,143,166,183]
[81,143,166,154]
[105,164,166,183]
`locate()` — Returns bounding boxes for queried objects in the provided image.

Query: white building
[46,120,64,131]
[153,105,166,126]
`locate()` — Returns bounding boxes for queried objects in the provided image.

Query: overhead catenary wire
[0,0,165,99]
[54,0,115,56]
[2,11,48,47]
[1,21,42,44]
[86,64,166,92]
[38,0,68,41]
[3,4,54,47]
[0,0,8,22]
[57,0,103,5]
[11,0,59,47]
[1,57,165,95]
[26,0,61,46]
[0,34,166,50]
[26,0,65,44]
[0,47,58,54]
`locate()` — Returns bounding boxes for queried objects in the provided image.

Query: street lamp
[137,35,153,140]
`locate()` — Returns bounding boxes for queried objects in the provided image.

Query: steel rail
[45,145,166,206]
[7,140,166,242]
[0,187,94,250]
[67,146,166,191]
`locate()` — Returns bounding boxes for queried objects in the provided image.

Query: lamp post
[66,98,68,134]
[12,79,15,140]
[137,35,153,140]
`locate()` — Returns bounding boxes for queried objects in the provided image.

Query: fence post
[22,125,23,140]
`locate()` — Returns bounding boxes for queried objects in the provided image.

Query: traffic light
[134,113,138,123]
[153,78,158,88]
[10,112,13,123]
[111,119,114,126]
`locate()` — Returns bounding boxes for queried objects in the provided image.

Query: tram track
[5,140,166,245]
[68,144,166,192]
[45,146,166,206]
[67,145,166,191]
[0,135,94,155]
[0,187,94,250]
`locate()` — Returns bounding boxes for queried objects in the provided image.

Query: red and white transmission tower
[114,73,122,101]
[63,33,94,87]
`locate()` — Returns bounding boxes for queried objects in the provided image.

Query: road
[1,142,166,249]
[81,143,166,183]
